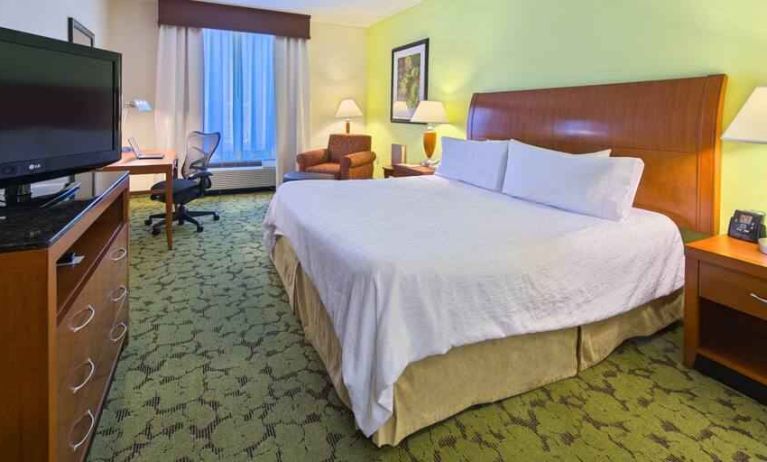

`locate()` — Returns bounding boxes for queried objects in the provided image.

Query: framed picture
[68,18,95,47]
[390,38,429,124]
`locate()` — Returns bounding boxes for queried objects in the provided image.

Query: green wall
[365,0,767,231]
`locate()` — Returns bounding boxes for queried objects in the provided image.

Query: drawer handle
[69,409,95,452]
[110,285,128,303]
[109,247,128,262]
[749,293,767,305]
[70,358,95,394]
[109,322,128,343]
[69,305,96,333]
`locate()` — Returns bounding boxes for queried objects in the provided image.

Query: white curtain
[155,26,204,163]
[274,37,310,185]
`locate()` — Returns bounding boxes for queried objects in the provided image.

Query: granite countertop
[0,171,127,253]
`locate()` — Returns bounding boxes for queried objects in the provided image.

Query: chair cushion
[306,163,341,178]
[150,178,199,202]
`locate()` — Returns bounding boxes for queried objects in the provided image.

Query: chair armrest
[187,169,212,181]
[297,148,329,170]
[342,151,376,169]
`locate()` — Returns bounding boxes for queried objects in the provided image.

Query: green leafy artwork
[397,54,421,110]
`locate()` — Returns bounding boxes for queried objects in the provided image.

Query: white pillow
[502,141,644,221]
[437,137,509,191]
[508,138,611,158]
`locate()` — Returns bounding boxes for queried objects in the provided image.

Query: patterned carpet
[88,193,767,461]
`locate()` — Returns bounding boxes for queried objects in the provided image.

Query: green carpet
[88,193,767,461]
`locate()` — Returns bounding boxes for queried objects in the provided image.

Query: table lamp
[410,100,448,166]
[722,87,767,143]
[122,99,153,147]
[336,99,363,134]
[722,87,767,253]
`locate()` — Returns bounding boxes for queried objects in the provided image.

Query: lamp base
[423,130,437,157]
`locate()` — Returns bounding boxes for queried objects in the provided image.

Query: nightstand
[383,164,436,178]
[684,235,767,394]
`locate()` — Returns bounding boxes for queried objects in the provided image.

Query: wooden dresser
[684,235,767,398]
[0,171,130,461]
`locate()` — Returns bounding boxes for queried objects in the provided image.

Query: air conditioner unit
[209,164,276,191]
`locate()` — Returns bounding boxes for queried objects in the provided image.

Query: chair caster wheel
[196,226,204,233]
[151,228,161,236]
[213,214,220,221]
[144,219,152,226]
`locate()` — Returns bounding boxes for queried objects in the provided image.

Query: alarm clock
[728,210,766,243]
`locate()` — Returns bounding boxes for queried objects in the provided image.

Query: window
[203,29,275,166]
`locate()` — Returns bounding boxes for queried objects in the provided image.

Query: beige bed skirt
[272,237,683,447]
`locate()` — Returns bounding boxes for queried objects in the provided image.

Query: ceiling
[197,0,421,27]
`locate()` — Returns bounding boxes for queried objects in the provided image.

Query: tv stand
[2,181,80,209]
[0,171,130,461]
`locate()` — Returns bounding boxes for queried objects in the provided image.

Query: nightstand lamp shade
[336,99,363,134]
[722,87,767,143]
[411,100,448,165]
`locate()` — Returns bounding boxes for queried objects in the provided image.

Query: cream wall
[308,22,368,150]
[366,0,767,231]
[107,0,160,191]
[0,0,111,46]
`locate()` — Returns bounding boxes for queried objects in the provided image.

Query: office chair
[145,131,222,234]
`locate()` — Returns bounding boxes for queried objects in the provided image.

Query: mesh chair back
[182,131,221,180]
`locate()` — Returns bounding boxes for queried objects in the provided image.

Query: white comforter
[263,175,684,437]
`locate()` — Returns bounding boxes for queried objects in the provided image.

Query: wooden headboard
[467,75,727,234]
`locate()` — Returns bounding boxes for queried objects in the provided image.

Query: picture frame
[390,38,429,124]
[68,18,95,47]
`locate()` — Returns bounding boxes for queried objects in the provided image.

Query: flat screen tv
[0,27,121,189]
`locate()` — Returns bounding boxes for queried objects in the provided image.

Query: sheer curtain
[274,37,310,185]
[203,29,275,166]
[155,26,203,159]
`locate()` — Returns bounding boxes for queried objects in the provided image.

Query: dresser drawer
[103,226,129,291]
[57,351,118,462]
[699,262,767,322]
[57,274,108,383]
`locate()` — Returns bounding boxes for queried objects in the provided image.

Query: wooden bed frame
[468,74,727,234]
[273,74,729,447]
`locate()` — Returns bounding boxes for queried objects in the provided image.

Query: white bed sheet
[263,175,684,437]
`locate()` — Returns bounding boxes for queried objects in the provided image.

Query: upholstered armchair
[297,134,376,180]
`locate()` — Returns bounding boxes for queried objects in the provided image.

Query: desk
[101,150,177,250]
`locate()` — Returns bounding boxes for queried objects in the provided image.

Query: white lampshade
[723,87,767,143]
[392,101,410,119]
[127,99,152,112]
[411,100,448,124]
[335,99,363,119]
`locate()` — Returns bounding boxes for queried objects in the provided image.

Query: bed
[263,74,727,446]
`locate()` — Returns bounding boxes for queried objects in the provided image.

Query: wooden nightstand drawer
[699,262,767,322]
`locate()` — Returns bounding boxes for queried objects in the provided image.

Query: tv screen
[0,27,121,187]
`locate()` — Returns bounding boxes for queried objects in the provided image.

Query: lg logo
[28,163,42,171]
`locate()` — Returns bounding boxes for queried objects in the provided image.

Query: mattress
[263,175,685,436]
